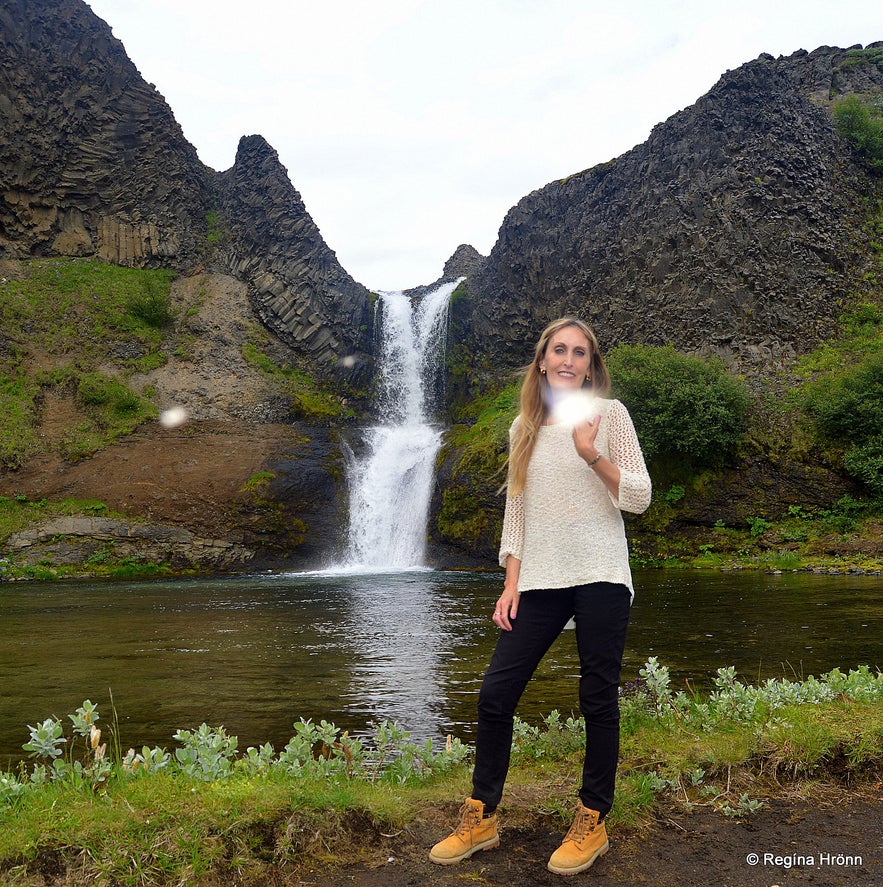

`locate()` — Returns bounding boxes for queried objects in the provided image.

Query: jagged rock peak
[404,244,486,298]
[443,244,485,279]
[215,133,374,376]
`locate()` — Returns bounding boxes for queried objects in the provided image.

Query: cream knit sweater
[498,398,652,598]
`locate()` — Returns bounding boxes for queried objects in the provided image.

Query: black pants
[471,581,631,819]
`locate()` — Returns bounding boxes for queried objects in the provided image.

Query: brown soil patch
[295,786,882,887]
[0,420,303,539]
[33,389,84,448]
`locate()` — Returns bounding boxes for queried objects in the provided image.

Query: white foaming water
[342,280,458,571]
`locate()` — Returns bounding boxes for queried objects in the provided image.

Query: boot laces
[455,802,482,836]
[565,805,596,843]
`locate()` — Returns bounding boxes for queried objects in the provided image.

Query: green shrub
[803,350,883,495]
[126,278,174,328]
[843,437,883,497]
[77,373,141,414]
[606,344,749,467]
[833,94,883,170]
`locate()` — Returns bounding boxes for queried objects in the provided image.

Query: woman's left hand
[572,414,602,464]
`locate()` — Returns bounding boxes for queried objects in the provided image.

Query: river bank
[2,664,881,886]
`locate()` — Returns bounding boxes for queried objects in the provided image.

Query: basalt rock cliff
[459,45,883,376]
[0,0,373,380]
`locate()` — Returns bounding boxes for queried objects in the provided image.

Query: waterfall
[342,280,458,571]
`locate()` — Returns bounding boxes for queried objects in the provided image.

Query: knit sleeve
[498,417,525,566]
[498,490,525,566]
[606,400,652,514]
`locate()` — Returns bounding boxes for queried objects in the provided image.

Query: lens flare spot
[548,391,599,426]
[159,405,188,429]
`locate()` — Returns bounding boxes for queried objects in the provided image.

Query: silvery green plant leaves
[4,663,880,812]
[22,718,66,759]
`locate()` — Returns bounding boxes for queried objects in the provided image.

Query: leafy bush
[803,350,883,496]
[833,94,883,170]
[843,437,883,497]
[126,284,174,328]
[606,344,749,467]
[77,373,141,414]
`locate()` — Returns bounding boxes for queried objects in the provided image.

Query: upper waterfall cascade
[343,280,459,570]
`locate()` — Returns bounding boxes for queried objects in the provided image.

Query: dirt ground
[0,421,300,539]
[293,786,882,887]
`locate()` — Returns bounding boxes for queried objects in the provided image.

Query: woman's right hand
[493,585,520,631]
[493,556,522,631]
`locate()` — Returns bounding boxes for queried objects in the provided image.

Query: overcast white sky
[86,0,881,291]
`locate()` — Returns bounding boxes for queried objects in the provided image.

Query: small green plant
[77,373,139,412]
[173,724,239,782]
[664,484,686,506]
[126,278,174,328]
[818,495,871,533]
[205,209,229,247]
[720,792,765,818]
[833,94,883,170]
[802,350,883,496]
[22,718,67,761]
[22,700,110,789]
[242,471,276,492]
[747,516,771,538]
[638,656,673,716]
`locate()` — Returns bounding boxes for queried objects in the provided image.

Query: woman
[429,317,652,876]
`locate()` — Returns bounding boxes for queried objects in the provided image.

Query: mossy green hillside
[0,258,172,468]
[0,495,175,581]
[434,329,883,570]
[435,381,519,548]
[241,331,354,423]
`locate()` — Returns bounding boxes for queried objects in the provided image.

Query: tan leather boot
[547,801,609,875]
[429,798,500,864]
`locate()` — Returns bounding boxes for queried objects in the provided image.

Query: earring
[540,367,546,375]
[586,374,592,381]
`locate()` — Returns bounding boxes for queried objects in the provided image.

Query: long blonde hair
[506,317,610,495]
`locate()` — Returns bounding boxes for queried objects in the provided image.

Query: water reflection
[290,570,478,738]
[0,569,880,762]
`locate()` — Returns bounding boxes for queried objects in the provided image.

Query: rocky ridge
[0,0,373,383]
[216,134,374,382]
[0,0,212,265]
[462,45,883,376]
